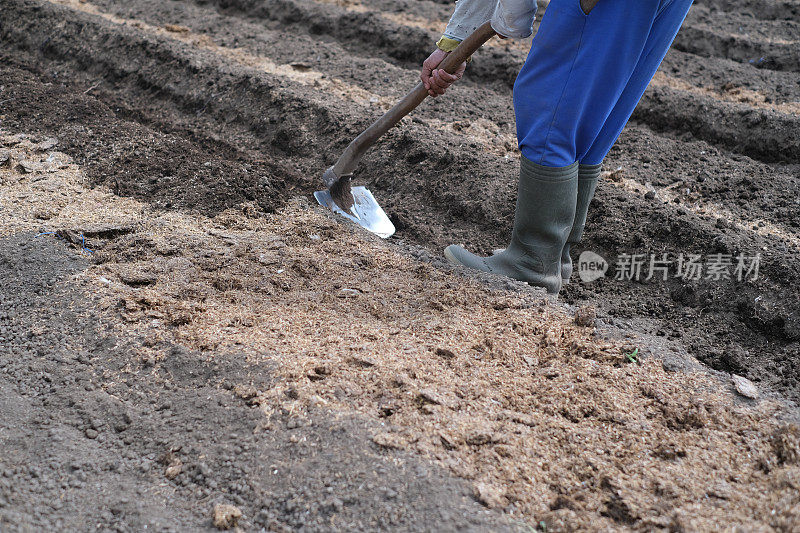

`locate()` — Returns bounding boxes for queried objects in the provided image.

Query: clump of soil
[212,504,242,530]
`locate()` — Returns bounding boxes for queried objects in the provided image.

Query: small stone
[164,24,190,33]
[494,444,512,457]
[644,190,656,200]
[707,481,731,500]
[56,229,83,245]
[465,429,494,446]
[541,367,560,379]
[574,305,596,327]
[257,251,280,265]
[377,396,400,417]
[233,385,260,406]
[473,482,506,508]
[348,356,376,367]
[33,208,56,220]
[731,374,758,399]
[371,432,407,449]
[605,168,624,182]
[654,442,686,460]
[35,138,58,151]
[523,355,538,367]
[85,428,98,439]
[284,387,299,400]
[307,370,325,382]
[115,264,157,287]
[512,413,536,427]
[418,388,448,406]
[439,432,461,450]
[16,160,38,173]
[212,503,242,530]
[165,464,182,479]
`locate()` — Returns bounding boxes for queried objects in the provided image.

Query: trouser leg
[511,0,692,283]
[514,0,673,167]
[581,0,694,164]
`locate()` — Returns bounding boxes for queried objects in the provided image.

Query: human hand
[420,48,466,97]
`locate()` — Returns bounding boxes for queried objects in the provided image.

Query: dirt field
[1,0,799,530]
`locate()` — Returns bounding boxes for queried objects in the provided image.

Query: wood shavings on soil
[3,132,799,531]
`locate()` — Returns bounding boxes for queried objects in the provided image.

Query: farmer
[421,0,692,294]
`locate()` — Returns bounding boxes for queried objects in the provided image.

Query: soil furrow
[316,0,800,73]
[674,24,799,73]
[686,3,800,44]
[313,0,800,107]
[162,0,800,163]
[9,0,797,249]
[71,0,800,174]
[3,0,800,404]
[695,0,800,21]
[0,0,523,251]
[658,48,800,111]
[4,0,792,245]
[677,4,800,73]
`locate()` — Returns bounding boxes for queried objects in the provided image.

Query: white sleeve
[442,0,498,41]
[490,0,537,38]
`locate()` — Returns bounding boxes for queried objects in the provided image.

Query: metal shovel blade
[314,186,395,239]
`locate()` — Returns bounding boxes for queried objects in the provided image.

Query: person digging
[422,0,693,294]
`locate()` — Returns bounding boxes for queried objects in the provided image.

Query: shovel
[315,21,497,238]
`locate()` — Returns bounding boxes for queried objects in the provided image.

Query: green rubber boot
[561,163,601,283]
[444,158,578,294]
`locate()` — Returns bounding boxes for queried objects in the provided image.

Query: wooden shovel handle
[330,21,496,178]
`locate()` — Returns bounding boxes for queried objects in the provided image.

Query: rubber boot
[444,158,578,294]
[561,163,601,283]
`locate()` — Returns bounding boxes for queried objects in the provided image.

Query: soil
[0,178,512,530]
[1,0,799,530]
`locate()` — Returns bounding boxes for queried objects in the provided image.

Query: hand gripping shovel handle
[324,21,496,184]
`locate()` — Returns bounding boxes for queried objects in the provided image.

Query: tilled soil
[1,130,799,531]
[1,0,799,529]
[0,141,512,529]
[2,0,798,400]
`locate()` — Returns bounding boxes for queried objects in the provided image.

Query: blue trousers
[514,0,693,167]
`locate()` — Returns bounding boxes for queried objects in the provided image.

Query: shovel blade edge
[314,186,396,239]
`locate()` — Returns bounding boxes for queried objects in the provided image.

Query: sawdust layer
[3,133,798,530]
